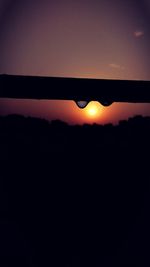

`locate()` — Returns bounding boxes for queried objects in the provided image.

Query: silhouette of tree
[0,114,150,266]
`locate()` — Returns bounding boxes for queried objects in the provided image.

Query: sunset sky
[0,0,150,124]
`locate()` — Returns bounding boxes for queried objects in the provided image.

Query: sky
[0,0,150,124]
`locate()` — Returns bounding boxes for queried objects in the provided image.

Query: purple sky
[0,0,150,124]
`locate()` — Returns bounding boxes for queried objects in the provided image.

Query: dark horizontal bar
[0,74,150,104]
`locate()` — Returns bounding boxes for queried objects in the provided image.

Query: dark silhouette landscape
[0,114,150,266]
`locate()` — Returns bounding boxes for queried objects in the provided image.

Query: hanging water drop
[99,100,113,106]
[75,101,89,109]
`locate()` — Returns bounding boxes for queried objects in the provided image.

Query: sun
[88,105,98,116]
[85,101,103,119]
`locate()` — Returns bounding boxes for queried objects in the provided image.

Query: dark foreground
[0,115,150,266]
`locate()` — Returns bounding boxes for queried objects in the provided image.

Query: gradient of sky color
[0,0,149,124]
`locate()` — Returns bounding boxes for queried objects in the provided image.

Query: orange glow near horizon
[0,99,150,125]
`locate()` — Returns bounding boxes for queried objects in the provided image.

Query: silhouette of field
[0,115,150,266]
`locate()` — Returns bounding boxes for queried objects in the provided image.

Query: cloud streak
[134,31,144,38]
[109,63,124,70]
